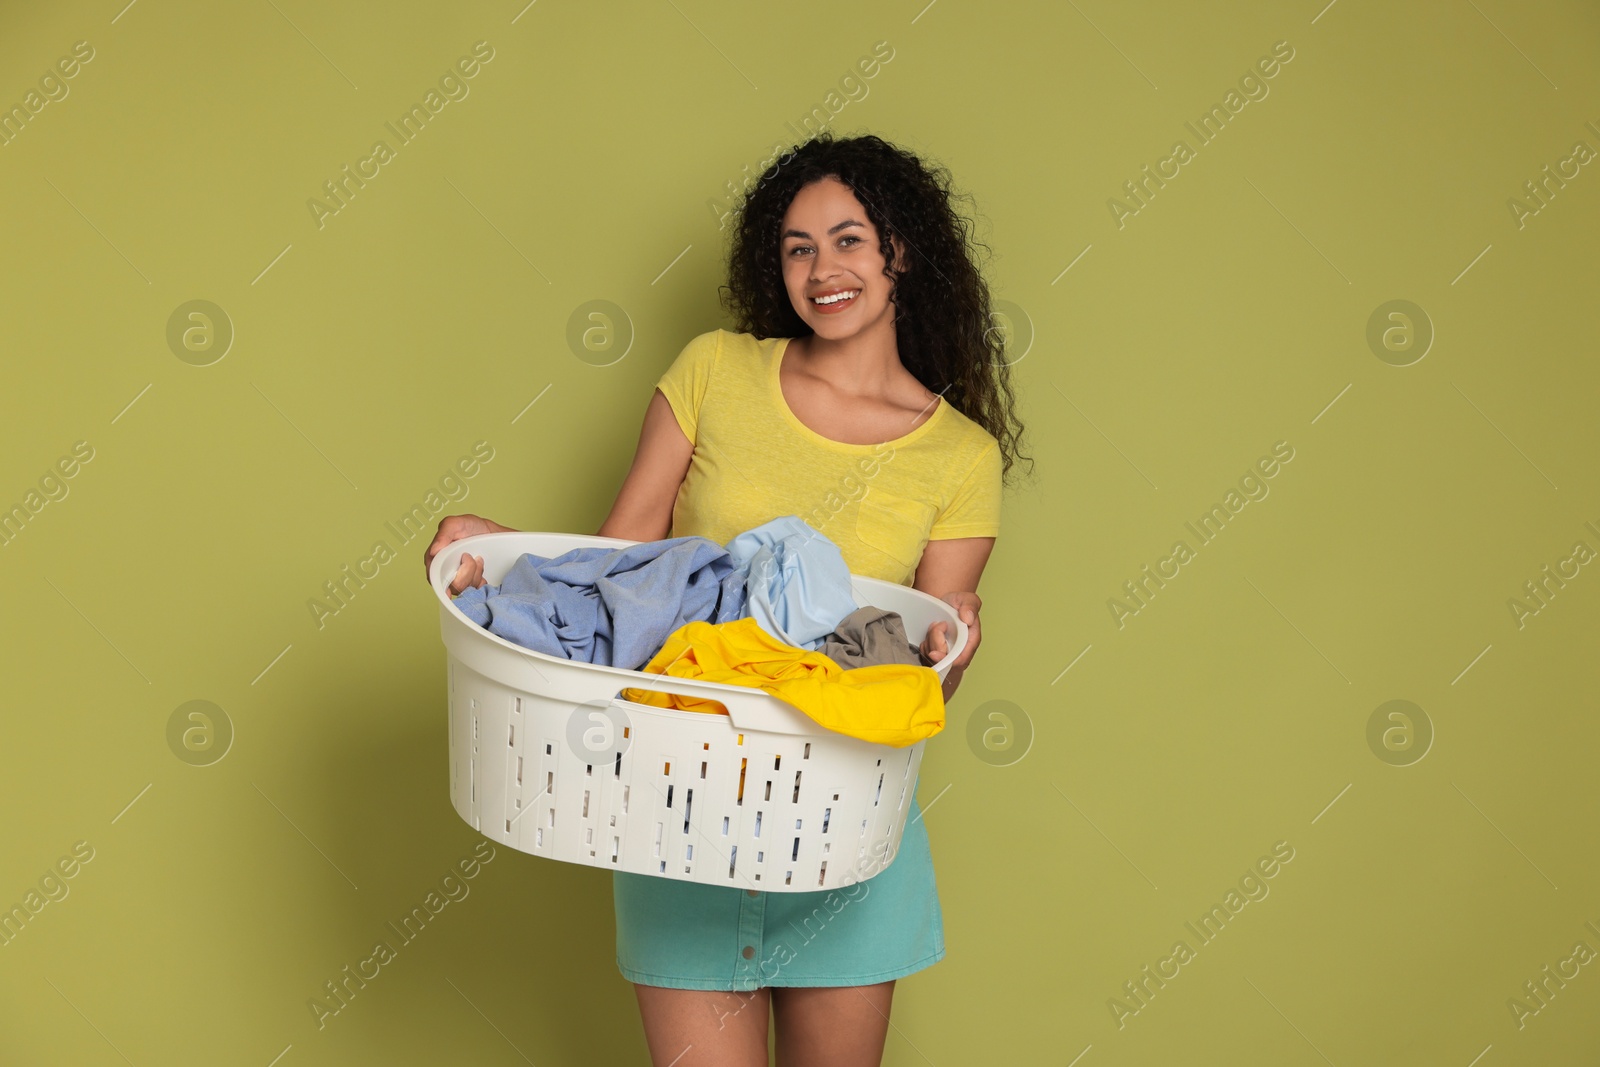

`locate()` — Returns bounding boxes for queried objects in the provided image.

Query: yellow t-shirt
[654,329,1002,586]
[619,616,944,747]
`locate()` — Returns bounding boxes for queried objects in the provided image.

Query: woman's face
[779,176,906,341]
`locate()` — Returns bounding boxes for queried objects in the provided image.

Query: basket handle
[610,672,827,737]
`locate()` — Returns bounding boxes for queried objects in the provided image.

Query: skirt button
[741,945,755,959]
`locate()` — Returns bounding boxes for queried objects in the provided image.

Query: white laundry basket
[429,532,967,893]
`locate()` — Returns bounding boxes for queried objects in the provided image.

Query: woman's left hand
[921,591,981,671]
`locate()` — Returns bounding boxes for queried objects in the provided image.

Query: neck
[793,320,903,395]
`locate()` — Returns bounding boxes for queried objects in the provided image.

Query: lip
[808,288,860,314]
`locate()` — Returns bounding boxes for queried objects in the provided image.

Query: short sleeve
[654,330,721,444]
[929,441,1001,540]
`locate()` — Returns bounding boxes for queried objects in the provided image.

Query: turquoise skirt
[613,788,945,990]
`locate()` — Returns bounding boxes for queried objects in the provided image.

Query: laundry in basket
[721,515,860,650]
[451,536,745,669]
[452,515,866,669]
[619,616,944,747]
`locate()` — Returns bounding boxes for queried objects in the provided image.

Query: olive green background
[2,0,1598,1063]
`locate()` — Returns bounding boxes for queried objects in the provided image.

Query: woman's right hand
[424,514,511,596]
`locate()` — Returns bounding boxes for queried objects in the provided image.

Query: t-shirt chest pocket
[852,490,938,573]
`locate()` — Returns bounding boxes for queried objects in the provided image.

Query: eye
[787,244,813,257]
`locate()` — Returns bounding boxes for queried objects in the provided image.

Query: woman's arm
[913,536,996,701]
[596,388,694,543]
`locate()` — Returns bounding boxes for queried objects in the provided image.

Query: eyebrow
[781,219,865,240]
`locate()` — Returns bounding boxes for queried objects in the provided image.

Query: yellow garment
[618,617,944,747]
[654,329,1002,587]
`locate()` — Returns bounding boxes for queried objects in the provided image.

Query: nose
[808,246,843,283]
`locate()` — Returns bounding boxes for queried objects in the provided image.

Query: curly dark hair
[719,131,1033,489]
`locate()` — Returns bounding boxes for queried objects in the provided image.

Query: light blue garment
[723,516,859,651]
[453,538,746,670]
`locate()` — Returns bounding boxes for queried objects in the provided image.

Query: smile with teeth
[811,289,860,306]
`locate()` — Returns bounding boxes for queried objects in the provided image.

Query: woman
[425,131,1030,1066]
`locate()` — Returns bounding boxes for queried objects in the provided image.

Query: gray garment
[818,606,927,669]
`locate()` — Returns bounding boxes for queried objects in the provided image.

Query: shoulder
[675,329,778,364]
[936,400,1001,468]
[677,328,725,361]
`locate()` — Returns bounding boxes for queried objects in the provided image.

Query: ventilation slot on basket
[516,757,523,785]
[737,758,747,805]
[582,790,590,818]
[817,861,827,887]
[686,844,694,860]
[785,870,793,886]
[791,837,800,861]
[622,785,630,813]
[737,733,744,746]
[728,846,738,877]
[873,772,884,807]
[822,807,831,833]
[803,742,810,759]
[757,851,764,863]
[508,720,516,746]
[683,789,693,834]
[546,770,554,796]
[774,755,781,770]
[700,761,707,779]
[722,816,729,836]
[666,784,674,808]
[792,770,802,802]
[653,822,663,857]
[612,836,620,862]
[545,743,553,755]
[754,811,763,837]
[614,752,622,778]
[763,780,772,802]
